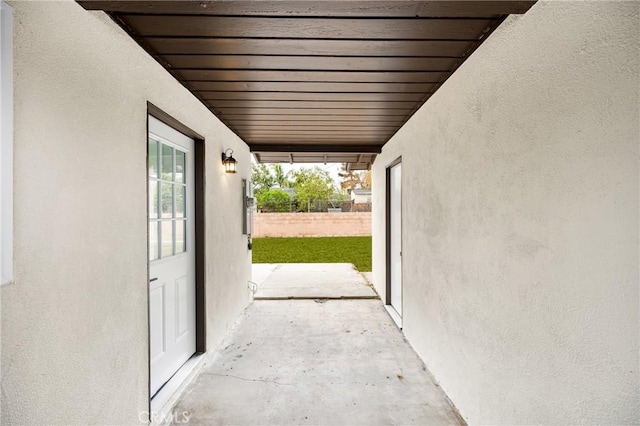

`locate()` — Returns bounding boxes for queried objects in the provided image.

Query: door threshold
[384,304,403,329]
[150,353,207,425]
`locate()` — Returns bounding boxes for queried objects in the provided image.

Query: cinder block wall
[253,212,372,237]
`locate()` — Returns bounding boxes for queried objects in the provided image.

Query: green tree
[256,188,291,212]
[252,163,292,195]
[290,167,335,212]
[272,164,290,188]
[330,191,349,201]
[251,163,276,195]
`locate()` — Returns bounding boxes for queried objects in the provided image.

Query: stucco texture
[1,1,251,424]
[372,1,639,424]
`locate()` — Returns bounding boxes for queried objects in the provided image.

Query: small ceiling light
[221,148,237,173]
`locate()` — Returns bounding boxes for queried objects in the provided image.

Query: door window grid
[149,137,187,261]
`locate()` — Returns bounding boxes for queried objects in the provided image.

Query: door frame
[146,103,207,399]
[385,156,402,321]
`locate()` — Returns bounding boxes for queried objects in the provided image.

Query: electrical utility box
[242,179,254,235]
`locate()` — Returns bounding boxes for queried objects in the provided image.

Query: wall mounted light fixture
[221,148,237,173]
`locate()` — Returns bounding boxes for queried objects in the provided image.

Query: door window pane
[148,139,158,178]
[150,142,188,261]
[161,144,173,181]
[175,220,186,254]
[161,182,173,218]
[149,180,159,219]
[161,220,174,257]
[149,221,159,261]
[176,150,185,184]
[176,185,185,218]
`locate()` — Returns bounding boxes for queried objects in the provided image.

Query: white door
[148,116,196,397]
[390,162,402,317]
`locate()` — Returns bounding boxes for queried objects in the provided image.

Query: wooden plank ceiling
[79,1,535,169]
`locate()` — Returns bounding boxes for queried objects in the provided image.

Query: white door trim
[386,157,403,328]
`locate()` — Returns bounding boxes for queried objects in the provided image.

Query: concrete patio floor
[252,263,377,299]
[171,264,462,425]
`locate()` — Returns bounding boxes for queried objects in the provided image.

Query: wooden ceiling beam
[190,81,437,93]
[121,16,496,40]
[207,100,417,109]
[256,155,375,164]
[146,39,475,57]
[215,108,411,116]
[245,137,393,142]
[250,144,382,153]
[197,92,427,102]
[78,1,536,17]
[231,125,399,130]
[160,55,459,71]
[242,127,392,132]
[222,115,404,122]
[244,134,394,139]
[249,140,385,145]
[178,70,449,84]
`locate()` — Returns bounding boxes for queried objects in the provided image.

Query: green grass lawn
[252,236,372,272]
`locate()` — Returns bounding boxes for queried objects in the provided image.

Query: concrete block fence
[252,212,372,238]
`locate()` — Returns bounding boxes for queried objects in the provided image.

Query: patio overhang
[78,1,535,169]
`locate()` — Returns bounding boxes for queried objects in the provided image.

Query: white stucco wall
[372,1,639,424]
[1,2,252,424]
